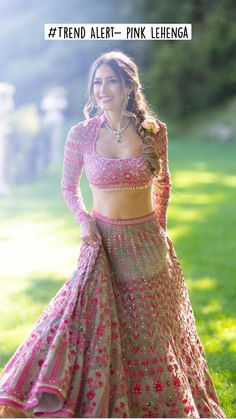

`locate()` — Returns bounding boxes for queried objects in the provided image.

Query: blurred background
[0,0,235,416]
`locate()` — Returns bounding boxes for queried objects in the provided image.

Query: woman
[0,50,226,418]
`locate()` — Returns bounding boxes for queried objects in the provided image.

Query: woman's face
[93,63,129,113]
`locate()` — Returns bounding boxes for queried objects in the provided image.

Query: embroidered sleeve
[151,120,172,232]
[61,125,94,226]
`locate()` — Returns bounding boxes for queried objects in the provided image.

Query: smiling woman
[93,65,128,110]
[0,50,226,418]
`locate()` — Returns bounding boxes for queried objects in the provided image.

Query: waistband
[92,209,156,225]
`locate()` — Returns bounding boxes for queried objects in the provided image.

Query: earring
[123,91,131,110]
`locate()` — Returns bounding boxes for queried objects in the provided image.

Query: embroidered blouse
[61,113,171,231]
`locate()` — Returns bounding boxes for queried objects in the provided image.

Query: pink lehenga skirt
[0,210,226,418]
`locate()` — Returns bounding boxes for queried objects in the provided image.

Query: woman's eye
[93,79,118,85]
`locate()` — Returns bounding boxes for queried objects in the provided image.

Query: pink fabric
[61,114,171,230]
[0,211,226,418]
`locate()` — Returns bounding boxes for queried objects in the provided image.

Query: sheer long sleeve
[61,125,94,226]
[151,120,172,232]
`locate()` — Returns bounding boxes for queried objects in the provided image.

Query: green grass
[0,137,236,416]
[168,138,236,417]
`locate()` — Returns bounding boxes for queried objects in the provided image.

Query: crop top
[61,113,171,231]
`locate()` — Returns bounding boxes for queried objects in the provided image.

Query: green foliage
[134,0,236,118]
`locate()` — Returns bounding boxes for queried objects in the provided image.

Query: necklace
[104,118,131,143]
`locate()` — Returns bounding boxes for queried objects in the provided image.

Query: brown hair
[83,49,160,173]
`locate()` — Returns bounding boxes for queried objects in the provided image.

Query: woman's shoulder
[71,115,99,133]
[68,115,100,145]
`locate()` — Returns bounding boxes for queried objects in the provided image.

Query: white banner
[44,24,192,41]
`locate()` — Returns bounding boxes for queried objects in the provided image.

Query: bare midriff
[92,185,153,219]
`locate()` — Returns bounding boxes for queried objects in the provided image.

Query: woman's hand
[80,220,102,246]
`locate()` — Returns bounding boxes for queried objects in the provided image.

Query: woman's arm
[61,124,94,226]
[151,120,172,232]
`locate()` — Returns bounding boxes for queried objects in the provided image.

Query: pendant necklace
[104,118,131,143]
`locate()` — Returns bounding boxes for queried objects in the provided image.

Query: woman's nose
[100,82,109,94]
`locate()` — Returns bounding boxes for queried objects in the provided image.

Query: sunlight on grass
[0,218,81,280]
[166,224,190,242]
[1,326,33,350]
[171,191,226,204]
[200,299,222,314]
[214,319,236,343]
[187,276,216,290]
[201,318,236,353]
[172,208,200,221]
[174,170,220,186]
[220,175,236,187]
[174,170,236,189]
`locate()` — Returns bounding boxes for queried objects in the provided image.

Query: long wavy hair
[83,49,160,173]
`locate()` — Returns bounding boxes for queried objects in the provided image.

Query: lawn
[0,137,235,417]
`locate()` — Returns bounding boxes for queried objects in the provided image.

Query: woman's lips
[99,96,113,103]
